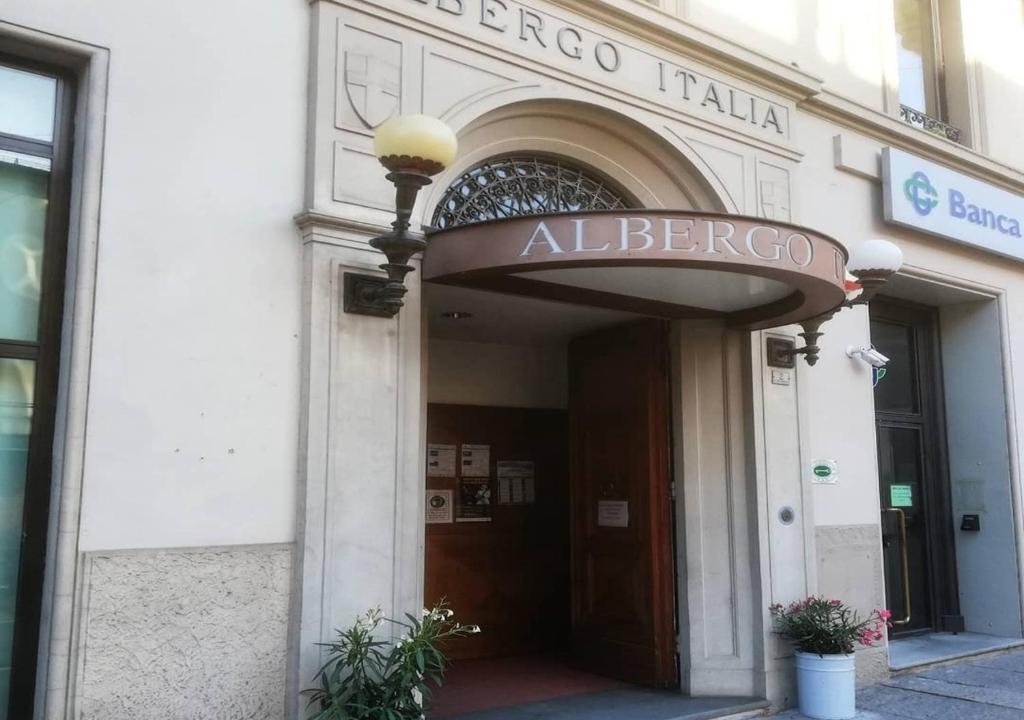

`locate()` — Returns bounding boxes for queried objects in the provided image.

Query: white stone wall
[75,546,291,720]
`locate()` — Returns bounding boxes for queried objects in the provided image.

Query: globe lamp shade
[373,114,458,176]
[847,238,904,276]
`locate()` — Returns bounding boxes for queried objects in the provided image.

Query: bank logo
[903,171,939,216]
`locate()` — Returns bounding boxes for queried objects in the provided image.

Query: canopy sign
[424,210,848,330]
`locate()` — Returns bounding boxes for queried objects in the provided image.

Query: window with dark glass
[0,58,73,719]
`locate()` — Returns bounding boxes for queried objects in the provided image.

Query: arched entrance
[422,152,684,717]
[416,101,845,719]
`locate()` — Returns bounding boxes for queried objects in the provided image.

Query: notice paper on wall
[458,478,492,522]
[597,500,629,528]
[460,444,491,477]
[426,444,457,477]
[425,489,453,524]
[890,484,914,508]
[497,461,536,505]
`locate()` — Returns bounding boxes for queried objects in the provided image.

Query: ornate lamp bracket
[345,115,457,318]
[771,236,904,367]
[344,161,438,318]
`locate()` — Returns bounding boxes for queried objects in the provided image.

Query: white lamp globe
[373,114,458,173]
[847,238,904,274]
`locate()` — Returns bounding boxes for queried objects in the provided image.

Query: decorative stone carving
[76,545,291,720]
[758,162,792,221]
[338,23,402,130]
[345,52,400,128]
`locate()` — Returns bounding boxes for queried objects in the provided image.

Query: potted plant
[305,603,480,720]
[770,597,891,720]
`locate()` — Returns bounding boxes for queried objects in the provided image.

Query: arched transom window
[431,155,635,230]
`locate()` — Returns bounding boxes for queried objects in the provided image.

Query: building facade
[1,0,1024,718]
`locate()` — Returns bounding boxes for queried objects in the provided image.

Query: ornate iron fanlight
[431,156,634,230]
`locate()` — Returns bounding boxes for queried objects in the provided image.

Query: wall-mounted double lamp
[780,238,904,366]
[344,114,459,318]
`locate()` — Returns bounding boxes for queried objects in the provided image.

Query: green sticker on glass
[890,484,913,508]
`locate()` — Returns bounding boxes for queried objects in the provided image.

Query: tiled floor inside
[888,632,1024,670]
[428,654,767,720]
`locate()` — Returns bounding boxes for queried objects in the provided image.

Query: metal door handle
[882,508,912,626]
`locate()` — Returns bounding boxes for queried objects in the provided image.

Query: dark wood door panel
[424,404,569,660]
[569,319,677,688]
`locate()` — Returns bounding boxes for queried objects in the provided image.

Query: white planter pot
[794,651,856,720]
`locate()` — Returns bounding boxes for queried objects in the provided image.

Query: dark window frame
[0,53,75,719]
[872,296,960,635]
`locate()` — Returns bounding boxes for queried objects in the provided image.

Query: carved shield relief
[344,51,400,129]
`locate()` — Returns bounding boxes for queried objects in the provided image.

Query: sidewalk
[776,647,1024,719]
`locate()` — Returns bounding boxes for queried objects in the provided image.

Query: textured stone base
[815,524,889,687]
[75,544,291,720]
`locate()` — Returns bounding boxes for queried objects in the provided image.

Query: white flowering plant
[305,602,480,720]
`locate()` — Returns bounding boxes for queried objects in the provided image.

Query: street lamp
[344,114,459,317]
[845,238,905,305]
[784,238,904,366]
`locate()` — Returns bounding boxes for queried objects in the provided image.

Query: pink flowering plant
[770,597,892,656]
[305,602,480,720]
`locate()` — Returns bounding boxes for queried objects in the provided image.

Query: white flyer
[426,444,457,477]
[460,444,491,477]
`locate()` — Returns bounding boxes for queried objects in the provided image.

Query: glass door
[871,299,959,636]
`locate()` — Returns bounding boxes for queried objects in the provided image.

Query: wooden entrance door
[871,299,960,634]
[568,319,677,688]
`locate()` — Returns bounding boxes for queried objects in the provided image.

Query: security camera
[846,345,890,368]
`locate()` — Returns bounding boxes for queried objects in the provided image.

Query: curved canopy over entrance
[425,209,848,331]
[424,146,846,331]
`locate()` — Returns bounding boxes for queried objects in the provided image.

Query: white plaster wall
[959,0,1024,170]
[801,306,882,527]
[3,0,308,549]
[685,0,891,111]
[427,339,568,409]
[793,117,887,527]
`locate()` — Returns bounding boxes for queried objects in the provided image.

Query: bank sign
[883,147,1024,261]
